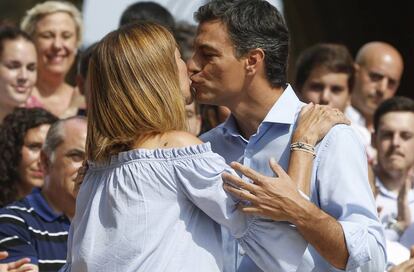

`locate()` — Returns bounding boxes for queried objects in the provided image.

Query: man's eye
[331,86,345,94]
[202,52,215,58]
[369,73,383,82]
[308,83,324,92]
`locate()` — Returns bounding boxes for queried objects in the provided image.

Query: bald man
[345,42,404,162]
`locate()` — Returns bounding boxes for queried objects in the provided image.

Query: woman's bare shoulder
[163,131,203,147]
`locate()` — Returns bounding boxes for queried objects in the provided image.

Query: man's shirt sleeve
[0,209,38,265]
[316,125,386,271]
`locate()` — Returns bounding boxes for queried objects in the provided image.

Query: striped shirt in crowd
[0,188,70,271]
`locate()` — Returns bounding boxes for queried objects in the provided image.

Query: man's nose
[320,88,330,105]
[391,133,401,147]
[377,77,389,95]
[187,55,200,78]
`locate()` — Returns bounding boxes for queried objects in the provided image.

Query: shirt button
[238,246,246,256]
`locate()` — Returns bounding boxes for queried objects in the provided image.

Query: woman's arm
[288,104,350,195]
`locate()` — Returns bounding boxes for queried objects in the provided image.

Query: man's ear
[40,151,50,175]
[354,63,360,73]
[245,48,265,75]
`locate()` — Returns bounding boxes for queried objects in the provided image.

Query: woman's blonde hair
[87,22,187,162]
[20,1,83,47]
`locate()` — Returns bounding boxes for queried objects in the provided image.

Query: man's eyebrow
[198,43,220,53]
[66,149,85,156]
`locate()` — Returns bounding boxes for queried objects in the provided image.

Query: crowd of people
[0,0,413,271]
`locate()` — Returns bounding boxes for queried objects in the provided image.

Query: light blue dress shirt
[200,85,386,272]
[60,143,308,272]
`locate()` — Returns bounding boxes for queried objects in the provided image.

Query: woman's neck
[36,70,67,97]
[17,183,34,200]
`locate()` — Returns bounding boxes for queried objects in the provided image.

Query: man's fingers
[238,205,261,215]
[222,172,257,192]
[230,162,265,185]
[269,158,288,178]
[7,258,30,269]
[0,251,7,260]
[223,184,258,203]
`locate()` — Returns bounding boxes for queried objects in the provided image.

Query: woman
[63,23,345,271]
[0,108,58,207]
[0,25,37,123]
[20,1,84,118]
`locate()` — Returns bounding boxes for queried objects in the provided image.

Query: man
[373,97,414,243]
[0,117,87,271]
[346,41,404,161]
[188,0,385,271]
[295,43,355,113]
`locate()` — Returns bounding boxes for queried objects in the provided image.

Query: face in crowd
[42,119,86,217]
[374,111,414,175]
[352,43,403,118]
[0,38,37,109]
[34,11,78,77]
[300,67,350,112]
[18,123,51,194]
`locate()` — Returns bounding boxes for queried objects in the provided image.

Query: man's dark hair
[0,108,58,207]
[119,1,175,31]
[195,0,289,88]
[374,96,414,132]
[295,43,355,92]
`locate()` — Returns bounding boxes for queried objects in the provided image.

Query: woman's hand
[292,103,350,146]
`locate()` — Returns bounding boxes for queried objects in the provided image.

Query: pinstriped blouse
[61,143,307,272]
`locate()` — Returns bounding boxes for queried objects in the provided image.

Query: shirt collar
[376,176,414,201]
[262,84,302,125]
[26,188,65,222]
[345,105,367,127]
[220,84,301,136]
[375,177,396,199]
